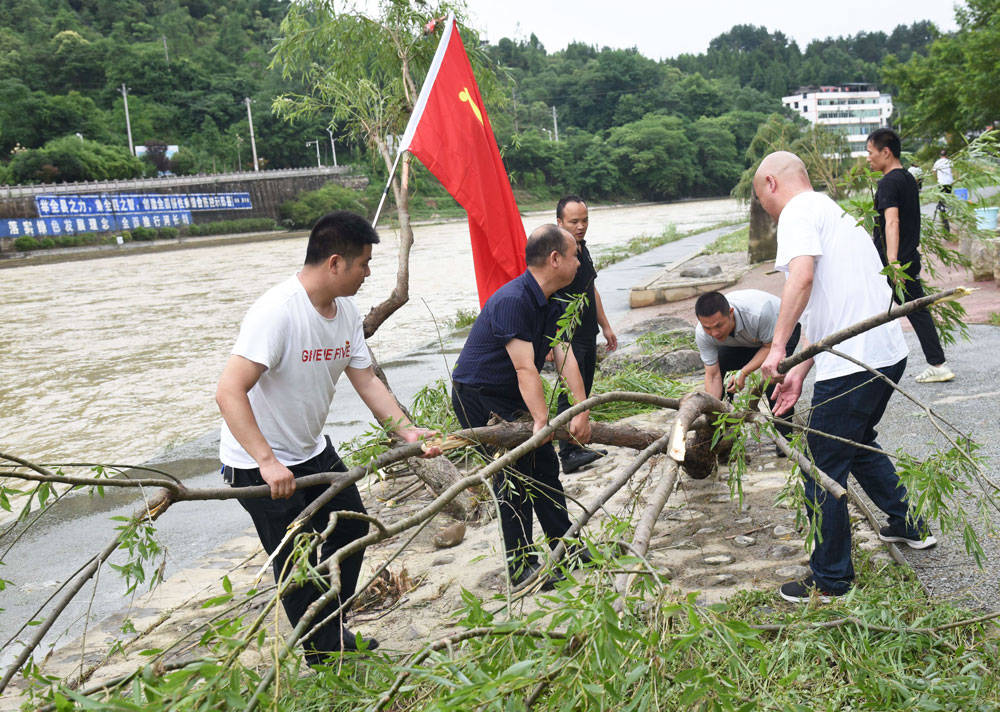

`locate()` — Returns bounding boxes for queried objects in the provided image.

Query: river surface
[1,198,742,466]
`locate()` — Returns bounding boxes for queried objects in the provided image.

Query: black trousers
[891,257,946,367]
[226,437,368,659]
[936,183,951,232]
[717,323,801,438]
[451,382,571,574]
[555,338,598,459]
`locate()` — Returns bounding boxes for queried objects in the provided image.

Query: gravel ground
[865,325,1000,610]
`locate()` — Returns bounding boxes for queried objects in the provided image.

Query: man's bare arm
[593,287,617,351]
[506,338,551,437]
[552,343,591,444]
[762,255,814,381]
[727,343,772,392]
[703,362,723,399]
[346,366,442,455]
[215,355,295,499]
[884,205,900,264]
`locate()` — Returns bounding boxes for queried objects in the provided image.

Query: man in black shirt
[553,196,618,473]
[866,128,954,383]
[451,224,592,588]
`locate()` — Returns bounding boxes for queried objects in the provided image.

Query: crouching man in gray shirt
[694,290,800,442]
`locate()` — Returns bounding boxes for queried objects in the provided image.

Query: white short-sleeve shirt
[219,275,372,468]
[775,191,908,382]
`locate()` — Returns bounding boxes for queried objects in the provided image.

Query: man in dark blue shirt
[553,196,618,473]
[452,224,592,589]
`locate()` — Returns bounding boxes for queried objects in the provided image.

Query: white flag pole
[370,14,456,228]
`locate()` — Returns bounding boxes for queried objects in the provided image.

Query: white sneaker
[915,363,954,383]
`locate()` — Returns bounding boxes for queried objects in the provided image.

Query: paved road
[874,325,1000,610]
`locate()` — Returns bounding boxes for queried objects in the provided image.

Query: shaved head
[755,151,808,184]
[753,151,813,220]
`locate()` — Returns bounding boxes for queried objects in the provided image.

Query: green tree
[607,114,696,200]
[885,0,1000,139]
[504,130,563,190]
[686,116,741,195]
[272,0,500,334]
[7,135,143,183]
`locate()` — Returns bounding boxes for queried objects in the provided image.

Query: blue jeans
[805,358,918,594]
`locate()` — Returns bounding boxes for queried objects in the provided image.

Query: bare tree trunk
[364,148,415,338]
[407,455,484,521]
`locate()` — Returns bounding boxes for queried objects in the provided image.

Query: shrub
[450,308,479,329]
[185,218,279,236]
[168,148,198,176]
[279,182,371,229]
[6,135,143,184]
[130,227,157,241]
[14,235,39,250]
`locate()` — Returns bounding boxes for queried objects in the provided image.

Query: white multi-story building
[781,84,894,157]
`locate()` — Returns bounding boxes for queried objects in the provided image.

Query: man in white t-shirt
[216,211,438,665]
[753,152,936,604]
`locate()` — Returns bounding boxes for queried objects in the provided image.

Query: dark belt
[454,380,520,400]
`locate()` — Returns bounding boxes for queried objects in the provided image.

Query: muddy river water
[1,198,742,465]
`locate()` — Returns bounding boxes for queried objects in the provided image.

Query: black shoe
[304,628,379,666]
[778,575,843,604]
[564,544,593,569]
[879,524,937,550]
[510,560,556,592]
[339,627,379,652]
[561,448,603,474]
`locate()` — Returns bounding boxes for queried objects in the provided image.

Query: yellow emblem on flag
[458,87,484,125]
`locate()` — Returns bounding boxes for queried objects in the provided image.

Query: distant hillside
[0,1,942,199]
[0,0,333,173]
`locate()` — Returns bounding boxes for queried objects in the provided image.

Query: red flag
[398,15,526,307]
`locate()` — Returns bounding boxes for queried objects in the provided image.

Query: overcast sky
[460,0,960,59]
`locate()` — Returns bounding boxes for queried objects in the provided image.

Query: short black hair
[867,128,901,158]
[304,211,380,265]
[556,195,586,220]
[694,291,730,318]
[525,224,569,267]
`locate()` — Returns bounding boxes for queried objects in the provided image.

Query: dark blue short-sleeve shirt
[452,270,560,388]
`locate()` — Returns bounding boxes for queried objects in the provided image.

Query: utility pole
[306,140,321,167]
[235,135,243,172]
[551,105,559,142]
[120,84,135,156]
[245,97,260,171]
[325,128,338,167]
[513,89,519,133]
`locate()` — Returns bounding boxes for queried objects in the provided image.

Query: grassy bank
[277,547,999,712]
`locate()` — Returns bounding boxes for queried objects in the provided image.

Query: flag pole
[370,149,403,229]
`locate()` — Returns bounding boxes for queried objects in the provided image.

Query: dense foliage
[0,0,947,202]
[884,0,1000,141]
[485,22,939,201]
[0,0,335,174]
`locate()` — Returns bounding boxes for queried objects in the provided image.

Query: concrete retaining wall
[0,166,368,223]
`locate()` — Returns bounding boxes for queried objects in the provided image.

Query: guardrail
[0,165,353,198]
